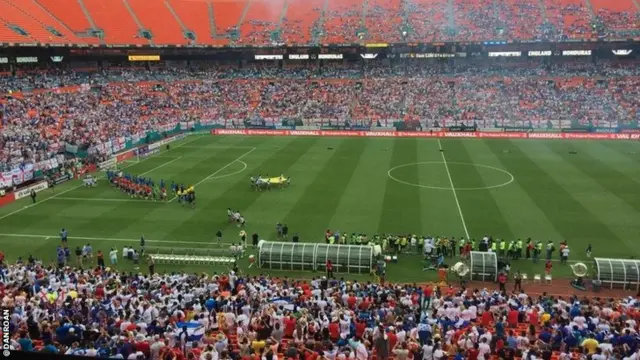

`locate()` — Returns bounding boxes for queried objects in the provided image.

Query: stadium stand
[212,0,246,40]
[280,0,323,44]
[323,0,366,44]
[81,0,149,45]
[1,63,639,171]
[0,0,638,45]
[127,0,190,46]
[36,0,100,37]
[168,0,223,46]
[2,258,640,358]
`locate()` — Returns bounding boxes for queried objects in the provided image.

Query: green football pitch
[0,134,638,283]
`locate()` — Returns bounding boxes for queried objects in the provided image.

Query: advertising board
[212,129,640,140]
[15,181,49,200]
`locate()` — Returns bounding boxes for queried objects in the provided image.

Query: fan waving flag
[176,322,205,341]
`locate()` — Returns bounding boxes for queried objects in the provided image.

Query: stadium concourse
[0,0,638,45]
[1,63,640,172]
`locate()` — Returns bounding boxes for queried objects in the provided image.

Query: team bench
[145,246,238,265]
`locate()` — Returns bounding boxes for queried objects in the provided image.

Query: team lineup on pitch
[0,135,638,282]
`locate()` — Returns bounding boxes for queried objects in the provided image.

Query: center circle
[387,161,515,191]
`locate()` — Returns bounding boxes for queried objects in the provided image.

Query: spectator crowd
[2,257,640,359]
[2,62,639,172]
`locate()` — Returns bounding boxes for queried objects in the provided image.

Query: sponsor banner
[365,43,388,48]
[138,147,160,159]
[149,135,182,150]
[213,129,639,140]
[52,173,72,185]
[478,132,528,139]
[561,133,617,140]
[620,129,640,134]
[443,132,477,138]
[116,150,135,163]
[98,157,117,170]
[593,128,619,133]
[479,128,505,132]
[16,56,38,63]
[396,132,438,138]
[528,51,552,57]
[488,51,522,57]
[527,133,564,139]
[255,55,283,60]
[612,50,633,56]
[15,181,49,200]
[562,50,591,56]
[128,55,160,61]
[610,133,638,140]
[318,54,343,60]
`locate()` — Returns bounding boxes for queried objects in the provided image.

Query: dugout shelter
[258,241,373,274]
[469,251,498,282]
[593,257,640,290]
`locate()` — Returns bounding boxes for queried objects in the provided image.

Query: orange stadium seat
[82,0,148,45]
[543,0,594,40]
[323,0,365,44]
[212,0,246,37]
[0,0,75,44]
[3,0,96,44]
[590,0,639,35]
[365,0,403,43]
[0,22,28,44]
[502,0,545,41]
[237,0,285,45]
[127,0,189,45]
[453,0,505,42]
[0,0,634,45]
[280,0,323,45]
[406,0,450,42]
[168,0,228,46]
[34,0,100,43]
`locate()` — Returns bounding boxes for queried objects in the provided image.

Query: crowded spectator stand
[2,257,639,359]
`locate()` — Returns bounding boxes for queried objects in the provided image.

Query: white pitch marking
[387,161,515,191]
[0,233,230,246]
[180,145,258,149]
[207,160,248,180]
[51,197,166,203]
[168,147,257,202]
[438,139,471,240]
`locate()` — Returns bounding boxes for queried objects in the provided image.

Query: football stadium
[0,0,639,358]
